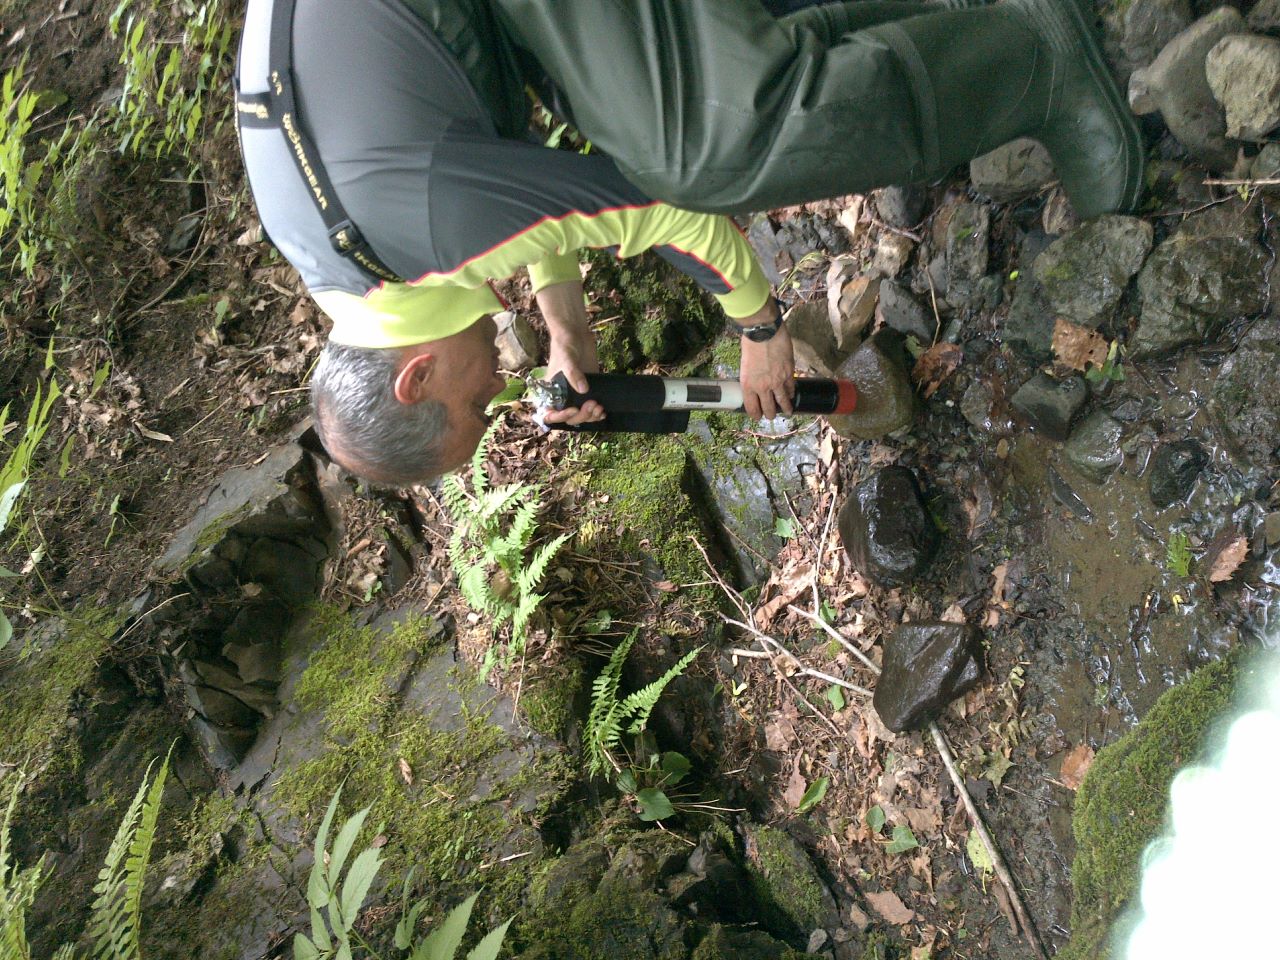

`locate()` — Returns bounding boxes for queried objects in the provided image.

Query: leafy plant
[442,418,569,671]
[796,777,829,815]
[0,755,169,959]
[1084,340,1125,384]
[585,629,701,821]
[108,0,233,159]
[1165,531,1192,578]
[1,368,62,648]
[296,789,509,960]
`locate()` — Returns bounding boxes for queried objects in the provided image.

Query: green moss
[271,607,574,920]
[0,605,120,768]
[859,930,896,960]
[691,925,813,959]
[522,658,586,739]
[745,826,830,937]
[1059,653,1243,960]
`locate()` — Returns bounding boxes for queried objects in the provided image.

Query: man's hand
[536,279,605,426]
[737,301,795,420]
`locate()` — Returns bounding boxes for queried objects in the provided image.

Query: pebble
[1065,411,1126,483]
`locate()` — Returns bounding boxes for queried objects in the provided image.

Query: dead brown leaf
[865,889,916,926]
[1052,318,1109,373]
[983,562,1009,628]
[783,755,808,810]
[1207,534,1249,583]
[654,579,678,593]
[940,602,966,624]
[1059,743,1095,791]
[912,342,963,399]
[398,757,414,786]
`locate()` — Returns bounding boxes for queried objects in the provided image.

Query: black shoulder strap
[236,0,403,285]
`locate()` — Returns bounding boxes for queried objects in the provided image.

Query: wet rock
[870,232,915,278]
[944,202,991,309]
[838,466,940,587]
[1041,189,1080,236]
[494,310,538,371]
[1121,0,1193,69]
[1210,318,1280,466]
[1065,411,1125,482]
[785,300,839,376]
[742,823,841,936]
[1132,234,1269,357]
[969,138,1055,201]
[1003,275,1055,361]
[830,273,881,354]
[876,279,935,344]
[1249,0,1280,33]
[1128,7,1245,169]
[1263,513,1280,548]
[870,184,928,229]
[826,331,916,440]
[1206,34,1280,140]
[873,622,983,732]
[1031,215,1153,326]
[1011,372,1089,441]
[1253,141,1280,182]
[1148,439,1209,508]
[961,379,999,434]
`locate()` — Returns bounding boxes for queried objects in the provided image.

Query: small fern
[585,630,701,782]
[443,417,568,671]
[0,774,44,960]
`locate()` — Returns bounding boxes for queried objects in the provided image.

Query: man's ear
[393,351,435,405]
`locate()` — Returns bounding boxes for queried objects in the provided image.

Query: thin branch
[789,604,880,676]
[929,723,1048,960]
[1202,176,1280,187]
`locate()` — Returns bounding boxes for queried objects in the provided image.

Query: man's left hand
[740,325,795,420]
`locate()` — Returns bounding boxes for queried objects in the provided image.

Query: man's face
[429,314,507,474]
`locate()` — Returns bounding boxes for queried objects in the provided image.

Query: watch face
[745,326,776,342]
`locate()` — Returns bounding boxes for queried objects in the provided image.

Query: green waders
[493,0,1141,217]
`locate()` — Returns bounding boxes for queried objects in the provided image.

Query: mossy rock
[742,824,839,940]
[690,925,814,960]
[1059,650,1249,960]
[521,657,587,740]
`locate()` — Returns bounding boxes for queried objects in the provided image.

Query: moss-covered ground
[1058,650,1246,960]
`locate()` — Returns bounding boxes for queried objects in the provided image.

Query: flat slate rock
[1011,372,1088,441]
[1031,215,1153,326]
[874,622,983,732]
[838,466,940,587]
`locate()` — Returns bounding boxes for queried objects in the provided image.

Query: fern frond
[584,631,638,777]
[469,417,503,498]
[517,532,570,596]
[88,756,169,960]
[620,646,703,736]
[1,774,43,960]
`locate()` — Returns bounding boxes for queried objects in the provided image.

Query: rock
[870,184,928,229]
[873,622,983,732]
[1011,372,1089,441]
[944,202,991,308]
[969,138,1056,201]
[876,279,935,344]
[1263,513,1280,547]
[1148,439,1209,508]
[1122,0,1194,69]
[826,331,917,440]
[1206,34,1280,140]
[1002,275,1055,361]
[838,466,940,587]
[1065,411,1125,482]
[785,300,839,376]
[1253,141,1280,181]
[1042,189,1080,236]
[829,273,881,354]
[494,310,538,370]
[961,379,1003,435]
[1127,7,1245,169]
[163,213,204,256]
[1249,0,1280,33]
[1210,318,1280,466]
[742,824,842,936]
[1132,234,1269,357]
[870,233,915,278]
[1031,216,1153,326]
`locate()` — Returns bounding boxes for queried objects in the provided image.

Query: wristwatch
[734,302,784,343]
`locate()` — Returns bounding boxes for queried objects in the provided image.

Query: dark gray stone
[876,279,935,344]
[1031,216,1153,326]
[1210,318,1280,466]
[1065,411,1126,482]
[870,184,928,229]
[1002,276,1055,361]
[1128,8,1245,169]
[163,213,204,256]
[969,138,1056,201]
[838,466,940,587]
[1011,372,1089,441]
[826,331,916,440]
[1122,0,1193,69]
[874,622,983,732]
[944,202,991,309]
[1148,439,1209,508]
[1133,234,1270,358]
[961,379,998,434]
[785,300,839,376]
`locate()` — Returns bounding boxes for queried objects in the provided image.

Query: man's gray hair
[311,342,446,485]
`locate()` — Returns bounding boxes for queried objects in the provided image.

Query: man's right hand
[536,279,606,426]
